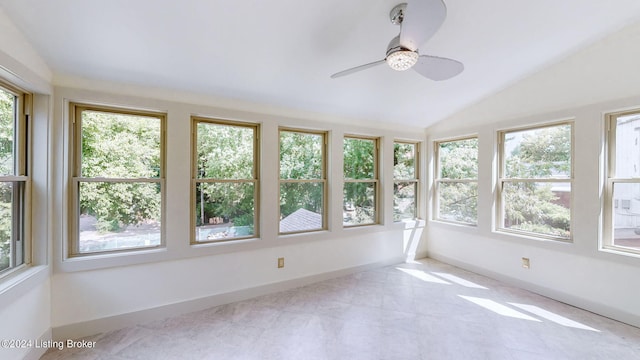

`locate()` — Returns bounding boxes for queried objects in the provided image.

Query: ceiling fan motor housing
[386,35,410,55]
[386,35,418,71]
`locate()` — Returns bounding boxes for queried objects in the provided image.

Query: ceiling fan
[330,0,463,81]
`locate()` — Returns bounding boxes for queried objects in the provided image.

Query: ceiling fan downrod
[390,3,408,25]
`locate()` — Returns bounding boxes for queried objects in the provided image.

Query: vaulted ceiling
[3,0,640,128]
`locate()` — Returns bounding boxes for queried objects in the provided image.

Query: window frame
[191,117,260,243]
[0,80,31,276]
[604,109,640,257]
[69,103,167,257]
[433,136,478,226]
[343,135,380,227]
[394,140,419,221]
[496,121,574,241]
[278,127,328,235]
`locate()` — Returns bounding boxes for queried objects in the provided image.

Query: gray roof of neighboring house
[279,208,322,233]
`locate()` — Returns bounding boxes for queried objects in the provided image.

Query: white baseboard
[413,250,428,261]
[52,256,405,341]
[427,251,640,329]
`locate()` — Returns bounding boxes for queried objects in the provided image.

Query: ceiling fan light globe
[386,50,419,71]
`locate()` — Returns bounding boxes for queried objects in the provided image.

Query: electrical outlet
[522,257,530,269]
[277,257,284,268]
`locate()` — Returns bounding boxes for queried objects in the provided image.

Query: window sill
[494,228,572,244]
[430,218,478,228]
[55,222,407,272]
[58,247,169,273]
[278,229,330,239]
[343,223,381,230]
[0,265,49,309]
[191,237,260,248]
[599,246,640,260]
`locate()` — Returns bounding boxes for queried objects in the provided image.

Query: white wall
[51,231,404,328]
[49,84,426,338]
[0,278,51,360]
[0,8,53,360]
[0,8,51,90]
[426,21,640,327]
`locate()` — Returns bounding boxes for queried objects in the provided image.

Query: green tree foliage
[394,143,415,179]
[438,138,478,223]
[196,123,255,229]
[344,138,376,224]
[439,182,478,224]
[0,90,13,176]
[80,111,161,232]
[439,139,478,179]
[503,182,570,237]
[279,131,323,219]
[280,131,322,180]
[344,138,374,179]
[198,123,254,180]
[503,125,571,238]
[280,182,323,219]
[505,126,571,178]
[0,90,14,270]
[0,184,10,272]
[394,143,416,220]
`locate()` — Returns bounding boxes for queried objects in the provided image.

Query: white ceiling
[3,0,640,128]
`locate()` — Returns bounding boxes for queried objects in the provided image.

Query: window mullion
[436,178,478,184]
[501,178,571,183]
[344,179,376,183]
[196,178,256,184]
[76,177,162,183]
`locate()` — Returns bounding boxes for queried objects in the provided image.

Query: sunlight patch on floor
[509,303,600,332]
[459,296,541,322]
[431,272,488,289]
[396,268,452,284]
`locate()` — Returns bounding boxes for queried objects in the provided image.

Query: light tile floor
[41,258,640,359]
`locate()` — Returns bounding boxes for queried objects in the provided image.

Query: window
[434,137,478,225]
[279,129,327,234]
[193,118,259,242]
[0,83,29,274]
[343,136,378,226]
[70,104,165,255]
[394,141,418,221]
[605,110,640,255]
[497,123,572,240]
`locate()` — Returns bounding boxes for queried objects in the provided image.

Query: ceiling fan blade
[330,59,386,79]
[413,55,463,81]
[400,0,447,51]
